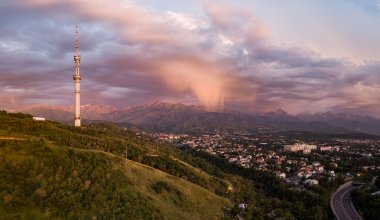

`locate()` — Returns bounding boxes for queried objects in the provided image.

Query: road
[330,181,363,220]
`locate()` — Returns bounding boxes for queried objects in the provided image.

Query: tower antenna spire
[75,25,79,56]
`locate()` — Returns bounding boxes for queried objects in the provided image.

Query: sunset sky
[1,0,380,115]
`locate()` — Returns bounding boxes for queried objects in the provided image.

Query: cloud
[0,0,380,116]
[18,0,256,110]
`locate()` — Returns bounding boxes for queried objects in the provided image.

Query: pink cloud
[1,0,380,116]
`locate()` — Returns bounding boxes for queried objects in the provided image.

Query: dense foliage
[142,155,229,196]
[0,111,231,219]
[0,111,225,196]
[0,140,162,219]
[174,148,334,220]
[352,178,380,220]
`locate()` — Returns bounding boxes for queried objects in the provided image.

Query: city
[157,130,380,191]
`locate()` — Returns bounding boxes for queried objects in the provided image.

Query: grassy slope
[0,112,231,196]
[170,156,234,191]
[69,147,231,219]
[0,140,160,219]
[0,125,230,219]
[120,160,230,220]
[68,145,231,219]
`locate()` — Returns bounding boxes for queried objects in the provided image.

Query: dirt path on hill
[0,136,25,140]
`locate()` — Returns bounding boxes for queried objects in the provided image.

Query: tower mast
[73,26,82,127]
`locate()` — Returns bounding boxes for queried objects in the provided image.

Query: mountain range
[20,101,380,135]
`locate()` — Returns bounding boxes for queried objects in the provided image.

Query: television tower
[73,26,82,127]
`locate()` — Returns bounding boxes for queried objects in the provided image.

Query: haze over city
[1,0,380,116]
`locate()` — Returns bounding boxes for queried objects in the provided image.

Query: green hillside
[0,111,230,196]
[0,111,231,219]
[0,111,335,219]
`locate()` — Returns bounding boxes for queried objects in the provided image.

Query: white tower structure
[73,27,82,127]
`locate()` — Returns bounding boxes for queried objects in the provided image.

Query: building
[314,166,324,173]
[284,143,317,152]
[229,157,238,163]
[274,171,286,179]
[73,27,82,127]
[302,149,311,154]
[362,153,372,158]
[304,179,319,186]
[318,146,332,151]
[255,157,265,164]
[32,117,45,121]
[328,170,335,177]
[286,176,301,185]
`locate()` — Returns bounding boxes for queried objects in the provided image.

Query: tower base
[74,118,81,127]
